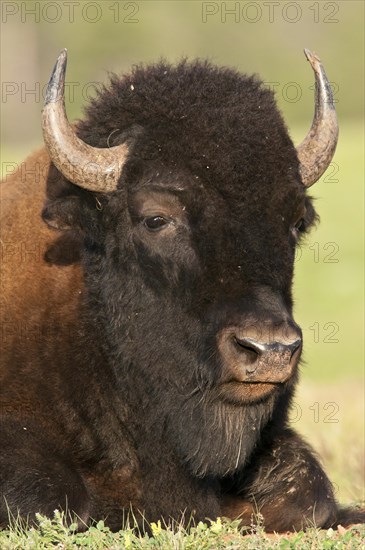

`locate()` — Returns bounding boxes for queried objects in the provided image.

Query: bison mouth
[217,380,283,404]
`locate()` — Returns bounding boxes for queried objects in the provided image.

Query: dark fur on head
[43,60,313,479]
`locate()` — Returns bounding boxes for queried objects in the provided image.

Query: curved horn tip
[44,49,68,106]
[57,48,68,64]
[303,48,321,68]
[298,47,338,187]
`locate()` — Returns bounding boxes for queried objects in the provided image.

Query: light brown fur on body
[1,151,143,528]
[1,149,82,371]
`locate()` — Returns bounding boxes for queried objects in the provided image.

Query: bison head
[41,51,338,477]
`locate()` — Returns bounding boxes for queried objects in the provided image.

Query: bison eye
[291,218,305,239]
[143,216,170,232]
[295,219,304,232]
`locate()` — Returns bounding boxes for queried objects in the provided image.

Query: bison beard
[169,392,276,478]
[1,51,364,532]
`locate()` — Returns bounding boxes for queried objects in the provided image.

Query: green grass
[0,512,364,549]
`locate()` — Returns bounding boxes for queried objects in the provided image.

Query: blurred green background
[1,1,364,502]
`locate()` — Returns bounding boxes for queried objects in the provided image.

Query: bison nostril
[235,336,302,356]
[233,337,261,374]
[234,337,259,356]
[287,338,302,358]
[234,337,267,357]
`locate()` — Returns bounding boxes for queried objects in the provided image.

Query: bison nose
[218,327,302,384]
[234,336,302,375]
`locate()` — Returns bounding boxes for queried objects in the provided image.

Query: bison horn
[296,49,339,187]
[42,49,129,193]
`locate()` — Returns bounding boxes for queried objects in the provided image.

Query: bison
[0,48,363,533]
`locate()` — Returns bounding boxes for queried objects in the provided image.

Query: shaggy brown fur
[1,59,363,532]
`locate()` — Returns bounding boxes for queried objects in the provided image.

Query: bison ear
[43,162,105,234]
[43,231,82,265]
[42,194,102,233]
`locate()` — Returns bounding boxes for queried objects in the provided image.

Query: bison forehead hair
[76,59,300,198]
